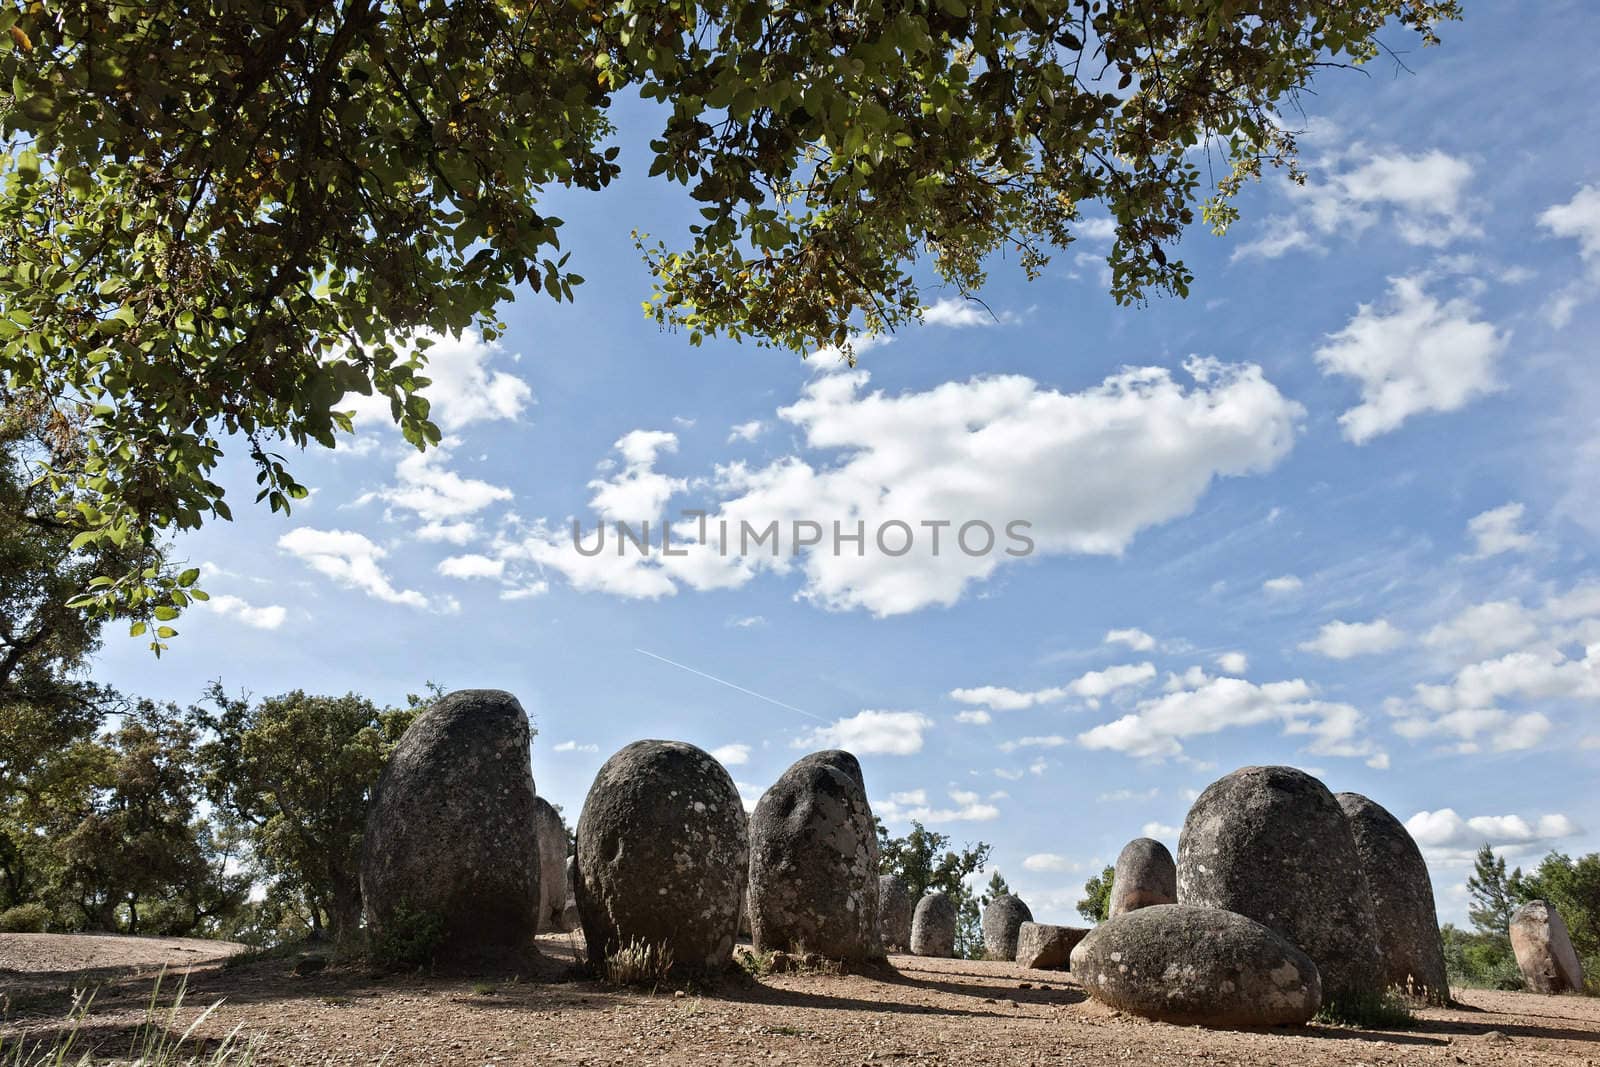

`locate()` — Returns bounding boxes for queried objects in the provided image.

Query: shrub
[1315,988,1417,1029]
[0,903,51,933]
[604,938,674,986]
[370,904,445,970]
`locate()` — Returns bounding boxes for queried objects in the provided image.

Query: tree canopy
[0,0,1461,633]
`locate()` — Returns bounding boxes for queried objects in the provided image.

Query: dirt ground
[4,932,1599,1065]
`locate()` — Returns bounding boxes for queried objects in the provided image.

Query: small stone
[1482,1030,1511,1044]
[673,989,686,999]
[1013,921,1089,970]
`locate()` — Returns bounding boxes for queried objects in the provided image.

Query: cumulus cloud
[877,787,1002,824]
[1405,808,1579,865]
[368,443,513,522]
[1299,619,1406,659]
[203,594,287,631]
[278,528,430,608]
[1233,148,1479,261]
[1142,821,1181,841]
[1424,600,1539,658]
[1215,651,1249,675]
[415,520,479,545]
[794,710,932,756]
[1078,675,1382,764]
[1538,184,1600,326]
[552,740,600,754]
[344,329,532,434]
[955,709,992,725]
[492,359,1301,616]
[710,743,750,766]
[1263,575,1303,596]
[1105,628,1157,652]
[727,420,765,443]
[1466,502,1535,559]
[997,735,1068,753]
[437,554,505,580]
[1022,853,1074,872]
[921,297,1015,328]
[1315,276,1506,443]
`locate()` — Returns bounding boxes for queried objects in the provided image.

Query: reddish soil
[4,932,1598,1065]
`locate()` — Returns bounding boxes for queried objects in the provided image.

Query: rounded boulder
[981,894,1033,960]
[533,796,568,932]
[360,689,541,965]
[749,751,882,961]
[1110,838,1177,917]
[1070,904,1323,1027]
[878,874,914,952]
[1336,792,1449,1003]
[911,892,957,958]
[1177,765,1384,1007]
[575,740,748,972]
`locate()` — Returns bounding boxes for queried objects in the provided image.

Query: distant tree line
[1443,844,1600,994]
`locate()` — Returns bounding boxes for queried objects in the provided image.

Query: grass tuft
[603,938,675,986]
[1315,986,1418,1029]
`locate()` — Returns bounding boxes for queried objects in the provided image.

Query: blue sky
[95,3,1600,927]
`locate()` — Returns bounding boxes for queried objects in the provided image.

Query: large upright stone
[981,894,1033,960]
[361,689,540,964]
[1510,900,1586,994]
[748,751,882,961]
[878,874,914,952]
[1177,765,1384,1007]
[1110,838,1177,917]
[1336,792,1449,1002]
[533,796,568,932]
[575,740,748,972]
[1069,904,1322,1027]
[911,892,956,958]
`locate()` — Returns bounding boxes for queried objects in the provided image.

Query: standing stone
[1014,922,1089,970]
[361,689,540,965]
[749,751,882,961]
[911,892,957,958]
[1070,904,1323,1027]
[560,855,579,932]
[575,740,748,972]
[981,894,1033,960]
[879,875,914,952]
[1109,838,1177,917]
[533,797,568,932]
[1336,792,1450,1003]
[1510,900,1586,994]
[1177,765,1384,1008]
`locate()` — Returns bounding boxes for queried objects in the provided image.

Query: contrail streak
[633,648,829,723]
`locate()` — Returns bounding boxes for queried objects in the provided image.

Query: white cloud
[949,684,1066,711]
[1263,575,1303,596]
[344,329,532,434]
[1392,707,1553,754]
[552,740,600,754]
[994,768,1025,781]
[437,554,505,580]
[1078,676,1381,764]
[954,710,993,725]
[1315,276,1506,443]
[372,443,513,522]
[949,663,1157,715]
[1405,808,1579,865]
[1466,503,1535,559]
[1233,149,1479,260]
[415,521,479,545]
[1538,184,1600,326]
[997,735,1068,753]
[1423,600,1539,658]
[1022,853,1074,872]
[278,528,429,609]
[495,359,1302,616]
[1105,628,1157,652]
[1070,663,1157,706]
[794,710,932,756]
[1141,821,1181,841]
[588,430,686,523]
[921,297,1013,328]
[728,615,767,628]
[203,594,287,631]
[1215,651,1249,675]
[877,787,1002,824]
[1412,643,1600,714]
[710,743,751,766]
[1299,619,1406,659]
[727,420,766,443]
[1097,787,1159,803]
